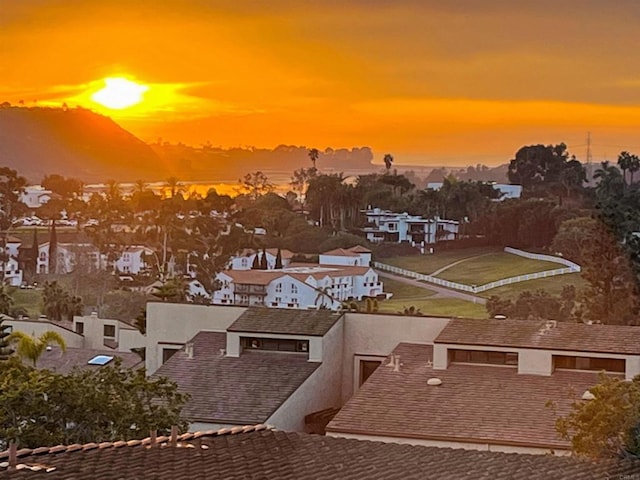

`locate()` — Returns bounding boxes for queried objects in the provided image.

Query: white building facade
[361,208,458,245]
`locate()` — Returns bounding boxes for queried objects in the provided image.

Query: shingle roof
[35,347,143,374]
[228,307,343,336]
[435,318,640,354]
[327,343,605,450]
[2,427,639,479]
[153,331,319,424]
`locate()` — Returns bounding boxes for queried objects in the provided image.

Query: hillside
[0,105,160,182]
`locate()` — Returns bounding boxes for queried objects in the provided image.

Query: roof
[435,318,640,355]
[348,245,371,253]
[327,343,605,450]
[228,307,343,336]
[34,347,143,374]
[2,427,639,479]
[222,270,286,285]
[321,248,360,257]
[153,331,319,424]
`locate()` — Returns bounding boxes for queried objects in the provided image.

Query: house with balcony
[37,242,103,274]
[361,208,458,245]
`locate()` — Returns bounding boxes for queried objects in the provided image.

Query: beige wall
[268,319,345,431]
[327,432,570,456]
[146,303,246,374]
[341,313,450,402]
[5,319,84,348]
[118,326,145,352]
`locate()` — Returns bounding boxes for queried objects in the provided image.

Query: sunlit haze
[3,1,640,164]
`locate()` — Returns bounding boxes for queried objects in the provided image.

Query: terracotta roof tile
[153,331,319,424]
[222,270,286,285]
[228,307,342,336]
[322,248,360,257]
[1,428,639,479]
[436,318,640,354]
[327,343,608,450]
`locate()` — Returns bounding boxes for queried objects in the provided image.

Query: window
[103,324,116,338]
[553,355,625,373]
[242,337,309,353]
[359,360,382,386]
[162,348,179,364]
[241,258,248,267]
[450,349,518,366]
[123,253,131,262]
[75,322,84,335]
[291,284,298,294]
[275,283,282,293]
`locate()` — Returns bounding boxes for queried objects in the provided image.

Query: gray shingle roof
[153,331,319,424]
[328,343,605,450]
[227,307,343,336]
[2,427,639,479]
[35,347,143,374]
[435,318,640,354]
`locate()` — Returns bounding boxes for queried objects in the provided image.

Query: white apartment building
[114,246,154,274]
[361,208,458,245]
[37,242,102,274]
[20,185,53,209]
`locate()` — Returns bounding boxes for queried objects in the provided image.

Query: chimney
[385,354,396,367]
[8,441,16,471]
[90,311,98,318]
[149,430,157,448]
[170,425,179,447]
[185,342,194,359]
[393,355,401,372]
[219,348,226,357]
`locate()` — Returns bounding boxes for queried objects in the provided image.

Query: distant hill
[0,105,161,183]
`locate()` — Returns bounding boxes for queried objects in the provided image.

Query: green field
[480,272,585,300]
[8,287,43,318]
[381,247,500,275]
[436,252,561,285]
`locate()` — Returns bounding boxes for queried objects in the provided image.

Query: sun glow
[91,77,148,109]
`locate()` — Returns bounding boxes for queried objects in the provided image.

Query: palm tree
[165,176,182,198]
[134,179,147,195]
[8,331,66,366]
[383,153,394,173]
[308,148,319,172]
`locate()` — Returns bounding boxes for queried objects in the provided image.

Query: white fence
[374,247,581,294]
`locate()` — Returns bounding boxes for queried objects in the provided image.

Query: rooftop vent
[427,378,442,386]
[581,390,595,401]
[385,354,396,367]
[393,355,401,372]
[185,341,194,359]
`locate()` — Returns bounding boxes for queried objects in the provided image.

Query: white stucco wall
[267,318,345,431]
[118,326,145,352]
[327,432,569,456]
[145,303,246,374]
[341,313,450,403]
[5,319,84,348]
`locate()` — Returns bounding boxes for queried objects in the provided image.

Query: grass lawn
[377,297,487,319]
[479,272,585,300]
[382,277,438,299]
[436,253,562,285]
[9,287,43,318]
[381,247,500,275]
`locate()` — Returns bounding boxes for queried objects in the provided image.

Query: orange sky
[2,0,640,165]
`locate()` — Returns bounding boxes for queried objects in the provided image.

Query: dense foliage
[0,358,188,449]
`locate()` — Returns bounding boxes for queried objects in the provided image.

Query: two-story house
[361,208,458,245]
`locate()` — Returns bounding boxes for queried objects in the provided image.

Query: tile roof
[321,248,360,257]
[348,245,372,253]
[436,318,640,355]
[34,347,143,374]
[153,331,319,424]
[327,343,606,450]
[2,427,639,479]
[228,307,343,336]
[222,269,286,285]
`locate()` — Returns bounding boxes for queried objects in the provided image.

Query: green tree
[7,330,66,366]
[383,153,394,172]
[555,373,640,459]
[48,220,58,274]
[237,171,274,200]
[42,281,83,321]
[260,248,268,269]
[0,167,27,230]
[308,147,319,171]
[0,284,13,315]
[0,358,188,448]
[275,248,283,269]
[617,151,640,187]
[0,317,13,360]
[152,278,187,303]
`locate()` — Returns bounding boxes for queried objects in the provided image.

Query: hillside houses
[361,207,459,245]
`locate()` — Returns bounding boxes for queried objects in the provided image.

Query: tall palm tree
[383,153,394,172]
[165,176,182,199]
[8,331,66,366]
[308,148,319,172]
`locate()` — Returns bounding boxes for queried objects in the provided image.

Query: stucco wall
[267,318,344,431]
[341,313,450,403]
[5,319,84,348]
[118,327,145,352]
[327,432,569,456]
[145,303,246,374]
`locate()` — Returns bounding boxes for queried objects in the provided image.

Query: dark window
[75,322,84,335]
[242,337,309,354]
[359,360,382,386]
[553,355,625,373]
[450,349,518,366]
[162,348,179,364]
[103,324,116,337]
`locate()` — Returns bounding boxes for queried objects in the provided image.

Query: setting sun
[91,77,148,110]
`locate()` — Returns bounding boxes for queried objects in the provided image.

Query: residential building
[114,245,154,274]
[19,185,53,209]
[213,246,385,310]
[2,426,638,479]
[154,308,344,432]
[37,242,102,274]
[142,304,640,455]
[33,346,143,374]
[361,208,458,244]
[2,257,22,287]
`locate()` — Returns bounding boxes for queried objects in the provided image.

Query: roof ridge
[0,424,272,460]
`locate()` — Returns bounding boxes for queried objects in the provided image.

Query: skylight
[88,355,114,366]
